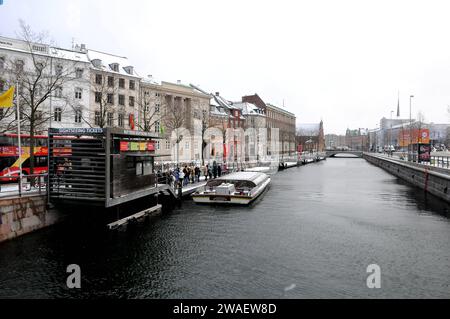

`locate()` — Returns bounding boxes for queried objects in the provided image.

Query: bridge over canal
[325,150,363,158]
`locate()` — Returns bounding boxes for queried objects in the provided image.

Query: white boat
[191,171,271,205]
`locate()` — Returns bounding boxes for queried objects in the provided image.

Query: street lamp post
[390,110,394,154]
[409,95,414,161]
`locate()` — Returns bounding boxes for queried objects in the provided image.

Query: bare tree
[162,96,187,165]
[136,90,160,132]
[79,72,118,128]
[4,21,79,182]
[193,106,209,165]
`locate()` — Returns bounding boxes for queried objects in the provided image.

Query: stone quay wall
[364,153,450,203]
[0,195,62,243]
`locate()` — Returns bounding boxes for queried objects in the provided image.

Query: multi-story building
[86,49,140,130]
[345,128,369,151]
[242,94,296,156]
[139,80,210,163]
[324,134,347,149]
[0,36,91,133]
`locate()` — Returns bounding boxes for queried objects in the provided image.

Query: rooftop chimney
[215,92,220,96]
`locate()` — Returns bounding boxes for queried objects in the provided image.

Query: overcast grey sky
[1,0,450,134]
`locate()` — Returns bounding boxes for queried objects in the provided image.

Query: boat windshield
[206,179,256,188]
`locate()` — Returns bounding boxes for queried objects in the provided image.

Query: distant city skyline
[1,0,449,135]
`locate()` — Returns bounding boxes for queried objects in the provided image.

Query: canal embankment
[364,153,450,203]
[0,195,64,243]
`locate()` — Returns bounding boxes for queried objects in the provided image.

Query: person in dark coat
[194,166,200,182]
[212,161,218,179]
[217,164,222,177]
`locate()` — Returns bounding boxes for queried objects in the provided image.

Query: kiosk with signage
[48,127,169,207]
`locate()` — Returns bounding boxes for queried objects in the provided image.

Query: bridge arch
[325,150,363,158]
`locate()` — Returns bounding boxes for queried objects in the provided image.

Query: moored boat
[191,171,270,205]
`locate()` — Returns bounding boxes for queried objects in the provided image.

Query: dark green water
[0,158,449,298]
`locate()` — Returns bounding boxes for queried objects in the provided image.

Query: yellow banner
[0,86,14,108]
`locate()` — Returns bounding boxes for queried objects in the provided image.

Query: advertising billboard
[398,128,430,147]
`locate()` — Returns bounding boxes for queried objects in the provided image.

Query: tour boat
[191,171,270,205]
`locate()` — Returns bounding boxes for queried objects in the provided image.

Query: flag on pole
[0,86,14,108]
[129,114,135,130]
[396,91,400,117]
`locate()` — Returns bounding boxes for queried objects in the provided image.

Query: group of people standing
[180,161,222,186]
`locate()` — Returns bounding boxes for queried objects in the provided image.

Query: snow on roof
[232,102,265,117]
[49,47,90,63]
[212,94,233,110]
[87,49,140,77]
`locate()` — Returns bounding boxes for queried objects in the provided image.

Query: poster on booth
[418,143,431,162]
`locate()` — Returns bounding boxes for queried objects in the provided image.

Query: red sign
[297,144,303,153]
[147,142,155,151]
[120,141,129,151]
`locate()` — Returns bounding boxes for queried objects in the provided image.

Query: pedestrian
[212,161,218,179]
[217,164,222,177]
[183,166,188,186]
[208,165,213,180]
[195,166,200,182]
[204,164,209,181]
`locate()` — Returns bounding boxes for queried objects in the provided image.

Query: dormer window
[110,63,119,72]
[124,66,134,75]
[91,59,102,68]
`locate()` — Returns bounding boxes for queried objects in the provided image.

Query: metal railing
[0,173,48,197]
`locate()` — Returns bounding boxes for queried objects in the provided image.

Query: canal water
[0,158,449,298]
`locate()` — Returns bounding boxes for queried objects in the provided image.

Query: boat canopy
[206,172,268,188]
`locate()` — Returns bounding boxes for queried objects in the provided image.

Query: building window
[15,60,24,73]
[155,121,160,133]
[55,86,62,98]
[107,112,113,126]
[75,68,83,78]
[110,63,119,72]
[108,76,114,87]
[107,93,114,104]
[118,113,124,127]
[75,88,82,99]
[118,94,125,106]
[74,108,82,123]
[166,140,170,149]
[129,96,135,107]
[155,103,160,113]
[95,92,102,103]
[54,107,62,122]
[95,74,102,84]
[129,80,135,90]
[155,92,160,97]
[185,142,189,150]
[119,78,125,88]
[94,111,101,125]
[55,64,63,76]
[156,141,160,150]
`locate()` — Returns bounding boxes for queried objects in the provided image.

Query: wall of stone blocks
[364,154,450,203]
[0,195,62,243]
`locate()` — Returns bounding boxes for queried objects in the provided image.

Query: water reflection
[0,158,449,298]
